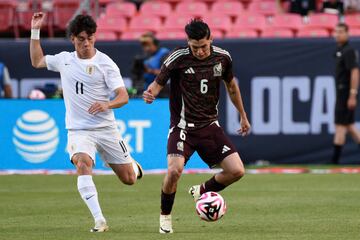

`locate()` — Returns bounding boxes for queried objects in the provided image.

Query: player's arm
[88,87,128,115]
[30,12,46,68]
[224,78,251,136]
[348,67,359,110]
[143,80,164,104]
[3,66,12,98]
[345,49,360,110]
[143,62,171,104]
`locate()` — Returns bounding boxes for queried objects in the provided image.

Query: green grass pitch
[0,173,359,240]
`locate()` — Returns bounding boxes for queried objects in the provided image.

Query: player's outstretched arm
[143,81,163,104]
[224,78,251,136]
[88,87,128,115]
[30,12,47,68]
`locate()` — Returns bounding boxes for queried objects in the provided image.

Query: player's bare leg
[190,153,245,201]
[159,154,185,234]
[347,124,360,143]
[109,161,143,185]
[72,153,108,232]
[332,125,348,164]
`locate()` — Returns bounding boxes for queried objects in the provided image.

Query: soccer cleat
[159,214,173,234]
[135,161,143,179]
[189,185,201,202]
[90,219,109,233]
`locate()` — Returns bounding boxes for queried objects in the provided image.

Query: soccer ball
[195,192,226,222]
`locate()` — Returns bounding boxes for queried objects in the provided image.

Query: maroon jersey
[155,45,234,130]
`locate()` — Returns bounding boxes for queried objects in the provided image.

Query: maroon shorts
[167,121,237,168]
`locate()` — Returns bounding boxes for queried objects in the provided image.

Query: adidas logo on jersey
[185,67,195,74]
[222,145,231,154]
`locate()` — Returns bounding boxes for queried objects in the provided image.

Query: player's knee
[231,167,245,181]
[167,167,183,182]
[73,154,92,173]
[123,177,136,185]
[120,172,136,185]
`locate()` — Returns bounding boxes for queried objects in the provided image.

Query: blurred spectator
[131,32,170,97]
[322,0,344,15]
[0,62,12,98]
[29,89,46,100]
[344,0,360,13]
[277,0,317,16]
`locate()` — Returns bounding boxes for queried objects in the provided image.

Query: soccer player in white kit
[29,13,143,232]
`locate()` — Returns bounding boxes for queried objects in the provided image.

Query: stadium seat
[226,29,259,38]
[139,2,172,18]
[210,1,244,18]
[203,15,232,32]
[261,28,295,38]
[96,30,118,41]
[53,0,80,31]
[248,1,278,16]
[121,30,146,40]
[233,13,266,31]
[345,14,360,28]
[163,14,194,31]
[157,30,186,40]
[269,14,304,31]
[211,29,224,39]
[105,2,137,18]
[96,16,127,34]
[53,9,77,31]
[297,28,330,38]
[129,16,162,32]
[349,28,360,36]
[0,0,17,36]
[175,2,208,17]
[98,0,117,7]
[305,14,339,30]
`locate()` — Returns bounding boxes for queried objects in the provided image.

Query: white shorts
[67,126,132,165]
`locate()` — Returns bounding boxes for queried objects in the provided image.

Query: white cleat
[159,214,173,234]
[189,185,201,202]
[90,219,109,233]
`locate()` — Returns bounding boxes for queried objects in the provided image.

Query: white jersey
[45,49,124,130]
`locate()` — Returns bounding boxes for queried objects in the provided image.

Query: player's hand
[347,96,357,110]
[31,12,46,29]
[143,89,155,104]
[238,117,251,137]
[88,102,110,115]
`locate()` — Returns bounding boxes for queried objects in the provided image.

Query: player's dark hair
[337,23,349,32]
[68,14,97,37]
[185,19,211,40]
[141,32,160,46]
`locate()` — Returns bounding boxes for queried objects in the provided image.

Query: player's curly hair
[68,14,97,37]
[185,18,211,40]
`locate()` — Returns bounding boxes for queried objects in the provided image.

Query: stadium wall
[1,39,360,171]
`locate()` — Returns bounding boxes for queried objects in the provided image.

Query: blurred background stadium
[1,0,360,170]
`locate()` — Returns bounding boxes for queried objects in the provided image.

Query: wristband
[31,29,40,40]
[350,89,358,95]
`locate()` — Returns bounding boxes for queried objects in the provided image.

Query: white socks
[77,175,105,223]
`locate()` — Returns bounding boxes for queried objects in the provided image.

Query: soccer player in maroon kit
[143,19,251,233]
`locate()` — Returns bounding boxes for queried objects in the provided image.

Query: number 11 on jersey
[76,81,84,94]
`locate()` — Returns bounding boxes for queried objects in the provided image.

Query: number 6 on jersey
[200,79,208,94]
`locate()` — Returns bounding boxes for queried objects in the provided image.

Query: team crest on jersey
[213,63,222,77]
[177,141,184,152]
[86,65,95,75]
